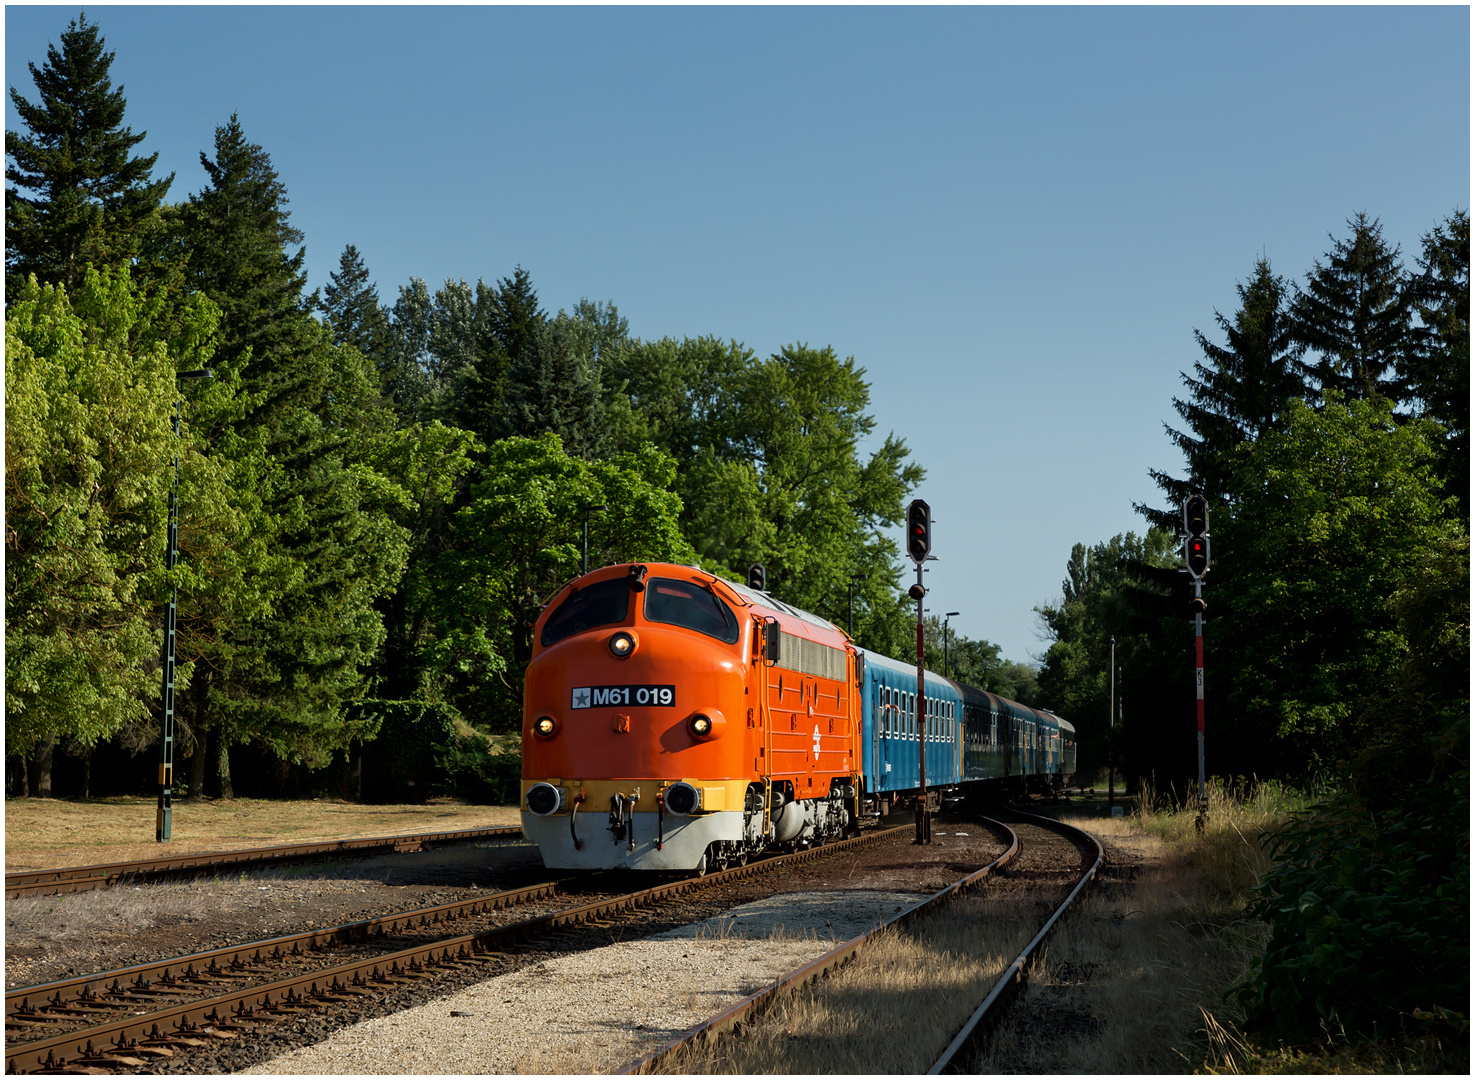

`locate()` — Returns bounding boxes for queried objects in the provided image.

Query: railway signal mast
[1183,493,1210,829]
[905,499,932,845]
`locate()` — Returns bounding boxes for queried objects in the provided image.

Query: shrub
[1236,785,1469,1042]
[434,733,521,805]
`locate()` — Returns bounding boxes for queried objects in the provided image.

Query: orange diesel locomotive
[520,562,863,872]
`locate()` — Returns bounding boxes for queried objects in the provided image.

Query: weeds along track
[927,805,1103,1074]
[621,806,1100,1075]
[5,826,906,1074]
[4,826,525,900]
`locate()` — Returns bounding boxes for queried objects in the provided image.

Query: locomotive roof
[717,576,842,634]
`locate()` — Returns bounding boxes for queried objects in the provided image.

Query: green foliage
[1406,209,1470,512]
[1238,789,1469,1042]
[434,433,695,728]
[1144,257,1305,527]
[1033,529,1181,775]
[5,13,173,293]
[160,114,413,777]
[919,615,1040,704]
[1215,394,1459,769]
[321,244,392,360]
[434,736,522,804]
[351,699,453,804]
[1290,213,1418,403]
[5,270,186,752]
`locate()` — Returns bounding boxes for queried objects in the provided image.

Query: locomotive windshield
[541,577,631,646]
[644,577,740,644]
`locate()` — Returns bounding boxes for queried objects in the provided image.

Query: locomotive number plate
[571,685,676,709]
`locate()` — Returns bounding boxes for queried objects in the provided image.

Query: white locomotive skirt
[521,809,744,870]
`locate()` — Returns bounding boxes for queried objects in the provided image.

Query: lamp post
[943,612,960,679]
[158,368,213,842]
[1108,636,1115,811]
[582,504,607,575]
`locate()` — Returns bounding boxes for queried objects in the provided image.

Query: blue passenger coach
[858,648,1075,807]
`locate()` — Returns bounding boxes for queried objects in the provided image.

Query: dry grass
[666,782,1311,1074]
[3,795,520,871]
[657,892,1045,1074]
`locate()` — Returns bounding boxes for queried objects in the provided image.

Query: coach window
[644,577,741,644]
[541,576,630,646]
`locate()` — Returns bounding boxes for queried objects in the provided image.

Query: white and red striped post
[1194,577,1205,821]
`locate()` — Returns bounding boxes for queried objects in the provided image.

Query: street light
[943,612,960,678]
[582,505,607,575]
[158,368,213,842]
[1108,636,1116,811]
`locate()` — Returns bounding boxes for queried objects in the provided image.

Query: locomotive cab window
[541,577,630,646]
[644,577,741,644]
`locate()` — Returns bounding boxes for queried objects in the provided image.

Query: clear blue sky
[7,5,1469,665]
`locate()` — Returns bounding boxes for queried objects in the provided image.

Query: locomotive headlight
[533,715,557,738]
[685,709,724,740]
[609,631,637,658]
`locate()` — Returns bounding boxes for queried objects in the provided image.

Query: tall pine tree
[1406,209,1470,512]
[1139,258,1306,529]
[173,116,409,795]
[1290,214,1417,403]
[321,244,392,365]
[6,13,173,293]
[182,114,321,418]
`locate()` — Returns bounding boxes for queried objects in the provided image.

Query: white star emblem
[572,688,590,709]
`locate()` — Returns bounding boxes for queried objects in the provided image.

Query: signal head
[1183,493,1209,537]
[906,499,932,563]
[1186,535,1210,578]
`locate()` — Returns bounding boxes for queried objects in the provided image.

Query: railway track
[5,826,908,1074]
[618,805,1101,1075]
[5,826,525,900]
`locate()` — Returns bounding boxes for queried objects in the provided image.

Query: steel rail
[6,825,906,1074]
[5,825,525,899]
[5,876,569,1020]
[925,807,1104,1074]
[617,815,1021,1076]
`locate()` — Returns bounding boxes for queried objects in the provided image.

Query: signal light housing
[747,563,766,591]
[1183,493,1210,579]
[906,499,931,564]
[1186,536,1210,578]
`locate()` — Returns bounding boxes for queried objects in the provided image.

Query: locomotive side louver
[772,631,848,681]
